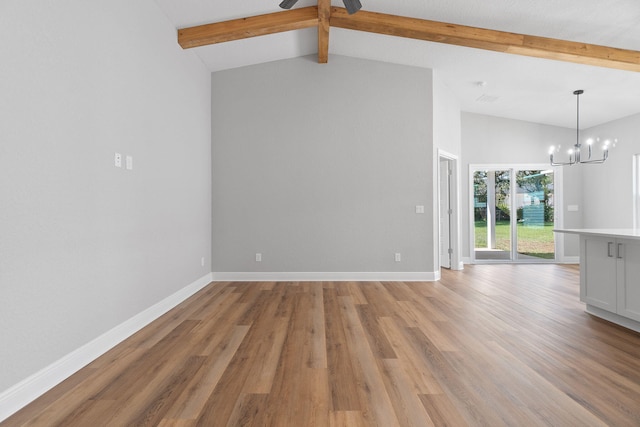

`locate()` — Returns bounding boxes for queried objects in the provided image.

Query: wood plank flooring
[4,264,640,426]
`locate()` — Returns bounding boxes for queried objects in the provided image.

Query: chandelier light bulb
[567,148,574,155]
[586,138,594,145]
[548,146,556,155]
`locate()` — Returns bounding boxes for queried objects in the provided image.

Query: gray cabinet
[581,236,617,311]
[616,238,640,322]
[581,236,640,322]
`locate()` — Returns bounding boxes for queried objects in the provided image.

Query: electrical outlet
[415,205,425,214]
[395,253,401,262]
[114,152,122,168]
[255,253,262,262]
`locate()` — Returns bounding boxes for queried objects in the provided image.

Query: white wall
[211,55,438,276]
[581,113,640,228]
[433,74,462,157]
[0,0,211,394]
[461,113,582,259]
[432,73,462,269]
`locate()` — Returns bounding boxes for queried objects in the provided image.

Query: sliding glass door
[472,166,555,262]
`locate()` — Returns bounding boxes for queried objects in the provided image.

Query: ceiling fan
[279,0,362,14]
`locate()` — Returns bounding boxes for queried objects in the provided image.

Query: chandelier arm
[579,151,609,164]
[578,158,607,164]
[550,154,576,166]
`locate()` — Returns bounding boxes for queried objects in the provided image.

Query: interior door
[440,159,452,268]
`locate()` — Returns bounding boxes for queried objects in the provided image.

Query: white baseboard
[0,272,214,423]
[212,271,440,282]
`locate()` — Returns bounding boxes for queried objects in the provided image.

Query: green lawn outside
[474,220,555,259]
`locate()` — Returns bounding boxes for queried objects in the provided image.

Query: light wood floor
[4,265,640,426]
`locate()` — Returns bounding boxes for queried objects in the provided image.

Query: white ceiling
[154,0,640,128]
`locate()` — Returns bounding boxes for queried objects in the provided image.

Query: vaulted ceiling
[154,0,640,128]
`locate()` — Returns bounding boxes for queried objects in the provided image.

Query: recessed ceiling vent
[476,94,499,103]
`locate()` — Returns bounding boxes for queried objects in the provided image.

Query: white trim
[558,256,580,264]
[468,165,476,263]
[553,165,565,260]
[0,272,214,423]
[212,272,440,282]
[633,154,640,229]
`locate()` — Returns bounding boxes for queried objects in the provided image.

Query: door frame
[634,154,640,229]
[437,150,462,270]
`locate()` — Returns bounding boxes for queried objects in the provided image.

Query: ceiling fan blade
[279,0,300,9]
[343,0,362,14]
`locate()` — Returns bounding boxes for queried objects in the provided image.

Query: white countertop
[554,229,640,239]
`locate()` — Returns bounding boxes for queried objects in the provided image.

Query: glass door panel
[515,170,555,260]
[473,169,512,261]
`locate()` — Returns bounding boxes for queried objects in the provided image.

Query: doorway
[471,165,556,262]
[438,150,460,270]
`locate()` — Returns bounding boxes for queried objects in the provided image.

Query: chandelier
[549,90,616,166]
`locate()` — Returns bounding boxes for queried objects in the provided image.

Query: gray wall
[581,113,640,228]
[0,1,211,392]
[461,113,582,259]
[212,56,439,273]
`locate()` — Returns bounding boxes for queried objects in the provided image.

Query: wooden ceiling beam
[178,7,319,49]
[317,0,331,63]
[329,7,640,72]
[177,5,640,72]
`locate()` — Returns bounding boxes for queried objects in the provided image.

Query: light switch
[125,155,133,170]
[415,205,425,214]
[255,253,262,262]
[395,253,401,262]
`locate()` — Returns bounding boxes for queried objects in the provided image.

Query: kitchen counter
[554,229,640,333]
[554,228,640,240]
